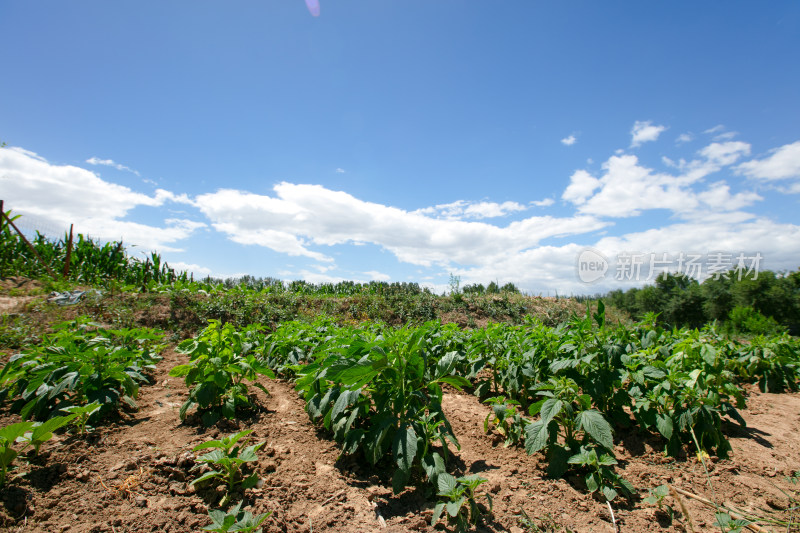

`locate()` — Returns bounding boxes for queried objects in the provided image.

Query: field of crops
[1,270,799,533]
[0,221,799,532]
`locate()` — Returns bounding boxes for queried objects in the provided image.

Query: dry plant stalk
[669,484,697,533]
[98,467,148,500]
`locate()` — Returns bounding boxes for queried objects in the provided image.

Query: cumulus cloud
[700,141,751,166]
[563,141,755,218]
[86,156,140,176]
[0,147,203,251]
[562,170,602,205]
[630,120,666,147]
[455,214,800,294]
[676,133,694,144]
[561,135,577,146]
[736,141,800,182]
[194,183,606,269]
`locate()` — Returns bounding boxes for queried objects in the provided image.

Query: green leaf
[168,364,193,377]
[524,420,550,455]
[655,414,673,440]
[431,502,446,526]
[392,425,418,473]
[539,398,563,425]
[190,470,223,486]
[446,499,463,518]
[437,376,472,390]
[391,467,410,494]
[602,485,618,501]
[577,409,614,450]
[437,472,457,495]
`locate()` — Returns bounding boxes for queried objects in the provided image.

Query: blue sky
[1,1,799,294]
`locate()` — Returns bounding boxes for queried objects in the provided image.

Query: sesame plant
[191,429,264,506]
[170,321,275,426]
[431,473,492,532]
[0,317,163,421]
[295,323,471,493]
[483,396,528,447]
[0,416,74,485]
[203,501,271,533]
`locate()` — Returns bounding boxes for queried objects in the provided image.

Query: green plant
[17,415,76,455]
[431,473,492,532]
[643,484,674,515]
[170,321,275,426]
[0,318,163,421]
[483,396,528,447]
[566,446,634,501]
[0,422,31,486]
[191,429,264,506]
[61,401,102,434]
[714,512,752,533]
[203,501,271,533]
[525,376,616,478]
[0,417,72,485]
[295,323,471,493]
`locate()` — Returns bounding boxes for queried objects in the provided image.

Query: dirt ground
[0,295,799,532]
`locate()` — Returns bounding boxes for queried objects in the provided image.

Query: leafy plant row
[0,317,164,422]
[254,305,800,502]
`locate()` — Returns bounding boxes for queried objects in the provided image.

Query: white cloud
[86,156,140,176]
[561,135,577,146]
[0,147,203,251]
[194,183,606,269]
[531,198,555,207]
[676,133,694,144]
[164,261,213,277]
[335,168,346,174]
[704,125,725,134]
[364,270,391,282]
[736,141,800,182]
[414,199,527,220]
[713,131,738,141]
[564,141,754,218]
[696,182,762,211]
[630,120,666,147]
[562,170,601,205]
[699,141,751,166]
[453,213,800,294]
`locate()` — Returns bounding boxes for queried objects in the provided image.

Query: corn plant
[170,321,275,426]
[191,429,264,506]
